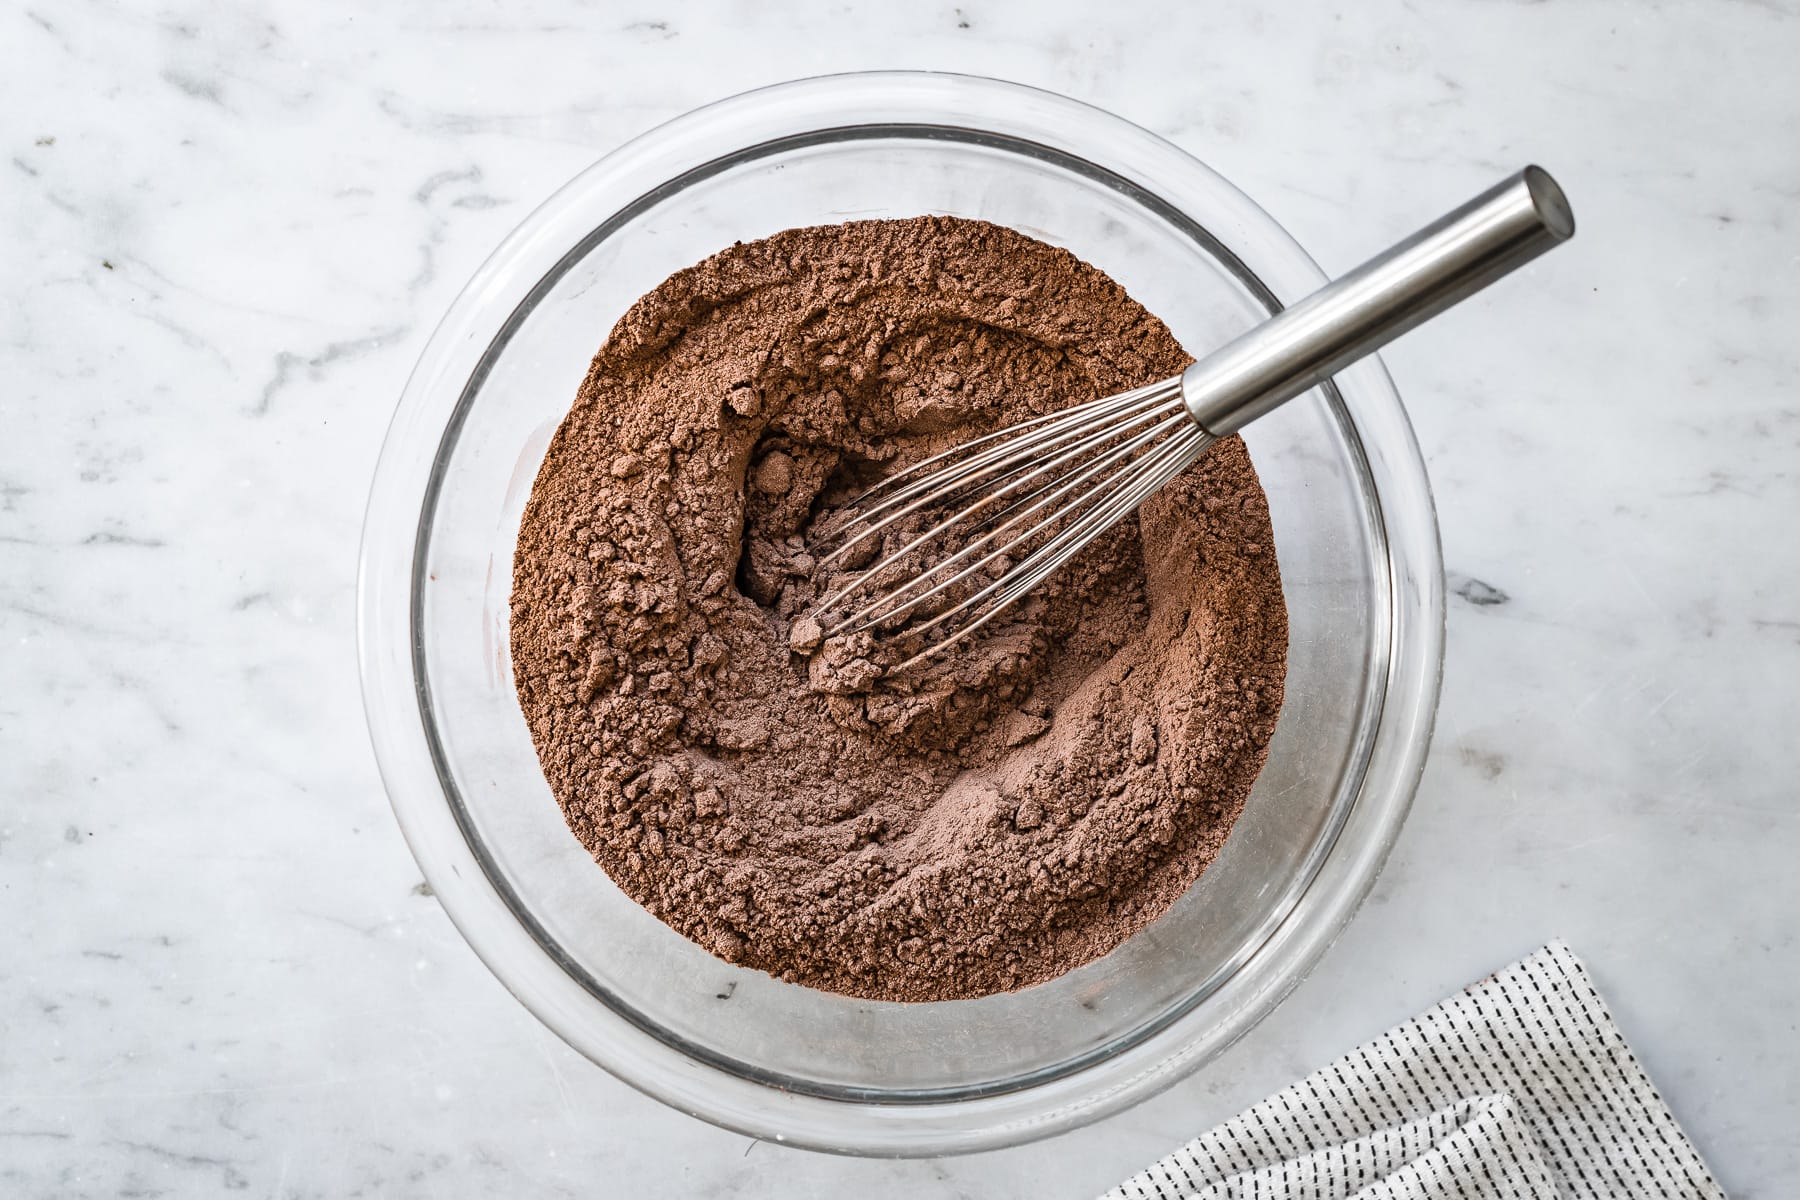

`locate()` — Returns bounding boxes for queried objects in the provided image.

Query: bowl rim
[357,69,1444,1156]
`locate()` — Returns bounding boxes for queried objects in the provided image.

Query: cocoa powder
[510,216,1287,1002]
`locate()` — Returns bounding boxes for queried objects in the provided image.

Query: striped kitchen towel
[1105,943,1724,1199]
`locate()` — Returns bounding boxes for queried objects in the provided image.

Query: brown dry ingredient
[511,216,1286,1003]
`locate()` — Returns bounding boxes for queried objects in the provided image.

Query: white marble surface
[4,1,1797,1195]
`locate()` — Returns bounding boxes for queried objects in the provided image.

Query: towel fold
[1105,943,1723,1199]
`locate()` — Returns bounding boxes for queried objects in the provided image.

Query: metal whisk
[812,167,1575,669]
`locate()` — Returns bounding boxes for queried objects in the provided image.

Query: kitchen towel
[1105,942,1724,1199]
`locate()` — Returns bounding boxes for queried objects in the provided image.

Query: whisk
[811,167,1574,669]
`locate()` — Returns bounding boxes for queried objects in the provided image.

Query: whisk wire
[815,394,1185,621]
[820,380,1180,572]
[824,408,1194,636]
[842,380,1173,512]
[884,426,1212,670]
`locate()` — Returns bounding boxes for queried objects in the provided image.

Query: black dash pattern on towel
[1104,943,1724,1200]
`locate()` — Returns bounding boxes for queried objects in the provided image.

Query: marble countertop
[6,1,1797,1195]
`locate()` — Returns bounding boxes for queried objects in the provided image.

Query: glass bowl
[357,72,1443,1156]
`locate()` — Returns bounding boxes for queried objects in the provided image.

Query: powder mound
[510,216,1287,1002]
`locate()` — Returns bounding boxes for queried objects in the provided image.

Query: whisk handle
[1181,166,1574,437]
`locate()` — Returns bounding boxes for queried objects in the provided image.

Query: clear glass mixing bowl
[357,72,1443,1156]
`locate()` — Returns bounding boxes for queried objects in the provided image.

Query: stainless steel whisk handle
[1181,166,1574,437]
